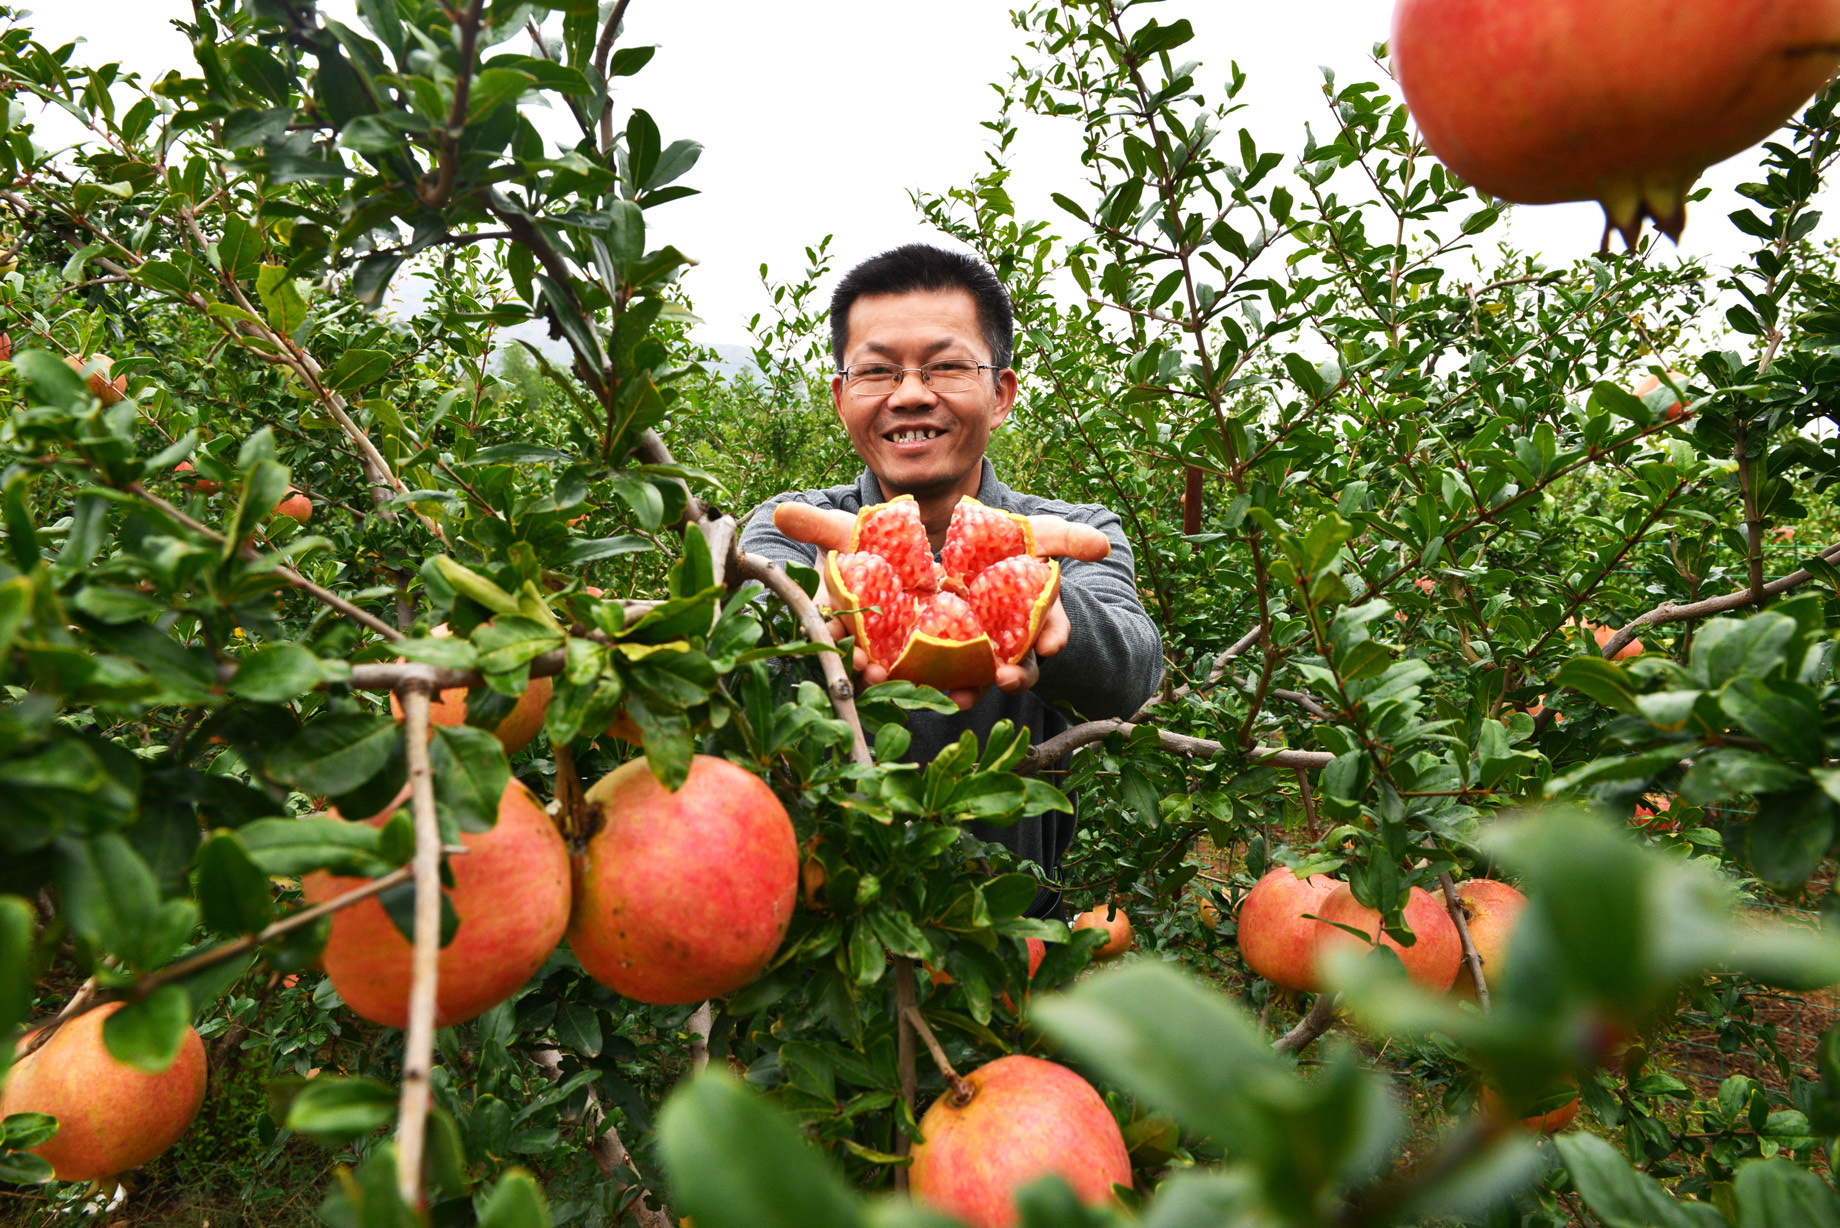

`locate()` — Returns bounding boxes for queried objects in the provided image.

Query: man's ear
[989,368,1019,429]
[831,373,846,418]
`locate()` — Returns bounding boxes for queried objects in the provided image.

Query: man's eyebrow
[859,338,969,358]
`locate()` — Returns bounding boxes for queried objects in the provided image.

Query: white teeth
[889,429,941,443]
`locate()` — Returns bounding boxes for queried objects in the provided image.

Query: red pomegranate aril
[855,498,935,590]
[970,556,1056,663]
[943,499,1028,580]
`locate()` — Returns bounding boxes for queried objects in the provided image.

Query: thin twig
[1439,873,1489,1010]
[394,685,441,1208]
[16,979,97,1060]
[1296,768,1320,842]
[893,957,918,1189]
[131,482,403,641]
[420,0,489,208]
[686,1002,712,1075]
[1016,718,1332,777]
[897,981,974,1106]
[735,552,871,765]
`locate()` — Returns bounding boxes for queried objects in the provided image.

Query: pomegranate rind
[910,1054,1132,1228]
[303,780,572,1028]
[569,755,798,1005]
[0,1003,207,1182]
[1390,0,1840,240]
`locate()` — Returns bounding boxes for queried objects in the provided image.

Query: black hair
[828,244,1014,376]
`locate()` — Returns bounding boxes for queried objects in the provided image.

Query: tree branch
[394,685,441,1209]
[1440,873,1489,1010]
[734,552,871,765]
[1273,992,1337,1053]
[131,481,405,641]
[593,0,636,154]
[1595,537,1840,659]
[893,957,918,1189]
[1016,719,1331,777]
[419,0,490,209]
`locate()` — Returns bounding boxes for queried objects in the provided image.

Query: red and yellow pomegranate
[390,624,553,754]
[910,1055,1132,1228]
[174,459,220,494]
[1073,903,1133,961]
[274,488,313,523]
[1636,371,1690,421]
[1315,884,1462,992]
[0,1003,207,1182]
[1391,0,1840,245]
[64,352,127,405]
[570,755,798,1004]
[1238,867,1341,993]
[1454,878,1527,994]
[1481,1085,1581,1135]
[302,779,570,1028]
[822,496,1060,691]
[0,332,11,362]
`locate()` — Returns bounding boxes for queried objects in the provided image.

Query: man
[741,244,1163,918]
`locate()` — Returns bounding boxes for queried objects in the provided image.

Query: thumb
[1027,515,1112,562]
[772,502,858,553]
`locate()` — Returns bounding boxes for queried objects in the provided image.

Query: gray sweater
[740,460,1164,916]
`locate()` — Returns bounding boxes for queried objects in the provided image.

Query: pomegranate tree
[570,754,798,1004]
[303,780,571,1028]
[0,1004,207,1182]
[811,495,1060,691]
[909,1054,1132,1228]
[1391,0,1840,244]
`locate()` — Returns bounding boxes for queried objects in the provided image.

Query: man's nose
[886,370,939,410]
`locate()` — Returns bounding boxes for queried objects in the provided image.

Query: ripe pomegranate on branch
[1391,0,1840,247]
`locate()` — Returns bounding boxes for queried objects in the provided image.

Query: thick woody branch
[1272,991,1337,1053]
[1440,873,1490,1010]
[420,0,489,209]
[735,552,871,766]
[1016,719,1332,777]
[686,1002,713,1075]
[394,686,442,1208]
[1596,538,1840,659]
[132,482,404,641]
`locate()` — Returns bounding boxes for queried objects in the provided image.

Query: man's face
[831,288,1017,499]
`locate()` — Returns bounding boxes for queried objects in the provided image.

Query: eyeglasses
[839,359,1003,397]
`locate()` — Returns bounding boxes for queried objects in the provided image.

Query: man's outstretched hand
[771,502,1111,710]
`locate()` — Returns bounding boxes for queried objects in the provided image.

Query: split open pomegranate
[825,496,1059,691]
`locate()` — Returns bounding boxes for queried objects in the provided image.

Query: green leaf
[559,535,651,565]
[267,715,402,796]
[657,1074,865,1228]
[430,725,511,834]
[466,68,534,122]
[0,1112,58,1151]
[239,816,388,876]
[0,897,36,1068]
[1733,1157,1840,1227]
[228,643,324,703]
[197,831,277,934]
[102,985,193,1072]
[285,1075,398,1143]
[0,1150,54,1185]
[1720,676,1823,764]
[477,1170,553,1228]
[136,259,195,298]
[224,458,290,560]
[1557,1134,1727,1228]
[435,558,522,616]
[1554,656,1639,714]
[326,348,392,392]
[218,214,263,283]
[255,264,309,336]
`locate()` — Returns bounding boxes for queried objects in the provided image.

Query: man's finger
[1033,598,1071,658]
[1028,516,1111,562]
[948,686,987,711]
[773,502,858,553]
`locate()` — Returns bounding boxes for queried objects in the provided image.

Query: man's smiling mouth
[886,428,945,443]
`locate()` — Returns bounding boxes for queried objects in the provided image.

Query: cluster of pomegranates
[1235,865,1576,1132]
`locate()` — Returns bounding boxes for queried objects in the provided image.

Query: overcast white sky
[22,1,1821,350]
